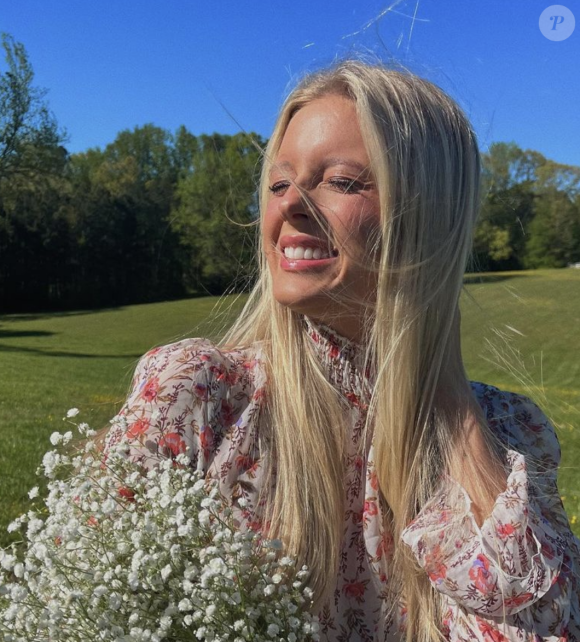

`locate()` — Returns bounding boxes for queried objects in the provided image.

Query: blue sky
[2,0,579,166]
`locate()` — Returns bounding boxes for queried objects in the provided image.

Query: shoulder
[123,338,268,434]
[470,380,561,472]
[129,337,265,400]
[110,337,267,470]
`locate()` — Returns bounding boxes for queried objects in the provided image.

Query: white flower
[0,416,318,642]
[289,616,300,629]
[28,486,39,499]
[41,450,59,477]
[268,623,280,636]
[7,516,25,533]
[267,539,283,550]
[10,585,27,602]
[0,552,16,571]
[159,495,171,509]
[66,408,80,418]
[178,598,193,612]
[102,498,117,515]
[49,432,63,446]
[77,421,90,435]
[208,558,226,574]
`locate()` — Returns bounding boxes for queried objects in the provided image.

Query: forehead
[275,95,369,167]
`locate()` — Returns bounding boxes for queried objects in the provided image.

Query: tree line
[1,33,579,313]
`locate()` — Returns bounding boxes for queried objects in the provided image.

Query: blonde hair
[221,60,506,641]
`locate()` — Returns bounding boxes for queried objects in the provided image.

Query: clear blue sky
[2,0,579,166]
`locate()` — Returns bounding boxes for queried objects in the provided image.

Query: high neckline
[303,316,372,403]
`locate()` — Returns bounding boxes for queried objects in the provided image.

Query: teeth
[283,245,333,260]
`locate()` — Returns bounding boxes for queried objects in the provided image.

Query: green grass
[0,269,579,546]
[461,268,580,529]
[0,294,247,546]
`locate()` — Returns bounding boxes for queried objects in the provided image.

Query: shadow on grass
[0,330,56,338]
[0,293,214,322]
[0,343,142,359]
[0,306,125,322]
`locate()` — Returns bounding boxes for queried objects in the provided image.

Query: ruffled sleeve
[399,387,580,630]
[401,449,566,617]
[103,338,245,473]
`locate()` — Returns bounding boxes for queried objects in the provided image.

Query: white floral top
[105,317,580,641]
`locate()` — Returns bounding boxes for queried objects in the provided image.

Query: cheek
[261,205,278,252]
[337,206,382,259]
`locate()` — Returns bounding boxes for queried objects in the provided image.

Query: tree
[171,132,264,294]
[66,125,185,307]
[524,189,580,268]
[472,181,536,271]
[0,33,66,180]
[0,33,69,311]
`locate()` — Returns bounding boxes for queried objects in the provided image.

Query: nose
[278,182,312,222]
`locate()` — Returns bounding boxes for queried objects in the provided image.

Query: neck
[304,308,372,346]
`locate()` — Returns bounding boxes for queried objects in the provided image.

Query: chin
[272,286,333,319]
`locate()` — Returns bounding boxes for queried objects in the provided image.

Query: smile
[283,245,336,260]
[279,250,338,272]
[276,234,339,271]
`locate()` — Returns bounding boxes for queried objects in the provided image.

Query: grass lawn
[0,268,579,546]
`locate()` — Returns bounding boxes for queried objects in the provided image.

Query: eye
[268,180,290,195]
[325,177,366,194]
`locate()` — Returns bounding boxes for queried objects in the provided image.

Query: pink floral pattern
[104,317,580,641]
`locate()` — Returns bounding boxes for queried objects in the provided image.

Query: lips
[278,234,338,256]
[277,233,338,272]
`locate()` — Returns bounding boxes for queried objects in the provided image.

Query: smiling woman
[263,94,381,341]
[101,60,580,642]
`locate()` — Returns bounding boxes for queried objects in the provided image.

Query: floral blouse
[105,317,580,641]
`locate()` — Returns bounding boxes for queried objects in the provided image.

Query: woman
[104,61,580,641]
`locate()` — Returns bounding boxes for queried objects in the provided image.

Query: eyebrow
[269,158,371,177]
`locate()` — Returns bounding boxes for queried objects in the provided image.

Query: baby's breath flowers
[0,413,319,642]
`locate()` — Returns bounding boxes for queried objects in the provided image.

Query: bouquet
[0,412,319,642]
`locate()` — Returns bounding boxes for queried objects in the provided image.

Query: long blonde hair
[221,60,505,641]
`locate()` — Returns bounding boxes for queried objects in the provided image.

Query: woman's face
[262,94,381,341]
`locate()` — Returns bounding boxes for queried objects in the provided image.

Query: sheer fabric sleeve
[401,393,580,629]
[103,338,232,474]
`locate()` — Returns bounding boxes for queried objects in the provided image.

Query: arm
[447,407,509,527]
[401,392,579,631]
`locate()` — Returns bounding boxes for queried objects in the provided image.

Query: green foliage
[524,189,580,268]
[171,132,265,294]
[472,181,536,271]
[0,33,66,180]
[474,142,580,272]
[64,124,185,308]
[1,31,580,313]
